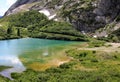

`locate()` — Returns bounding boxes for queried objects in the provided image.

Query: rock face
[4,0,40,15]
[4,0,120,33]
[5,0,66,16]
[94,0,120,23]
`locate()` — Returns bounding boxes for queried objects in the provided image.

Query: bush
[91,59,98,62]
[88,40,105,47]
[9,10,48,27]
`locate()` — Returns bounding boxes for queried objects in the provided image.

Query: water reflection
[0,56,26,80]
[0,38,72,79]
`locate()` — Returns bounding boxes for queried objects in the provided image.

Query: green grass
[8,50,120,82]
[0,66,11,72]
[0,42,120,82]
[0,10,89,41]
[88,40,105,47]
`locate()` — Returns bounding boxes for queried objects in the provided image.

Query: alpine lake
[0,38,79,79]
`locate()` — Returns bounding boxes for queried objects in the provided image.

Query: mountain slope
[4,0,40,15]
[0,10,88,41]
[5,0,120,32]
[2,0,120,41]
[4,0,99,32]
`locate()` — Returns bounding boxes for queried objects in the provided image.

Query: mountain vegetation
[3,0,120,42]
[0,0,120,82]
[0,10,88,41]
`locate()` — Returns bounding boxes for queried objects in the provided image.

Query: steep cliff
[94,0,120,23]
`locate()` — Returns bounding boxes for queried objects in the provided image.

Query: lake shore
[0,66,11,72]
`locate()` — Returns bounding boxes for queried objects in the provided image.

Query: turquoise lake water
[0,38,72,79]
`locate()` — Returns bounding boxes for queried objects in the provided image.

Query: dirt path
[78,43,120,52]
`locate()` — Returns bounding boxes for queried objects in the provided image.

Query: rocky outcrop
[4,0,40,15]
[93,0,120,37]
[4,0,67,16]
[4,0,120,34]
[94,0,120,23]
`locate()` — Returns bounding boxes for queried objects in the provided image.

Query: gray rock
[4,0,40,16]
[4,0,120,34]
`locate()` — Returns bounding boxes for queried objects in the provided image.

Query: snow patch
[49,14,56,20]
[39,9,58,20]
[39,9,50,17]
[105,35,108,37]
[93,35,97,38]
[54,18,58,21]
[81,31,86,35]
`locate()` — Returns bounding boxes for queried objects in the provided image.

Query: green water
[0,38,73,79]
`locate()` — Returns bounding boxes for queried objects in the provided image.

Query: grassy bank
[0,66,11,72]
[1,41,120,82]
